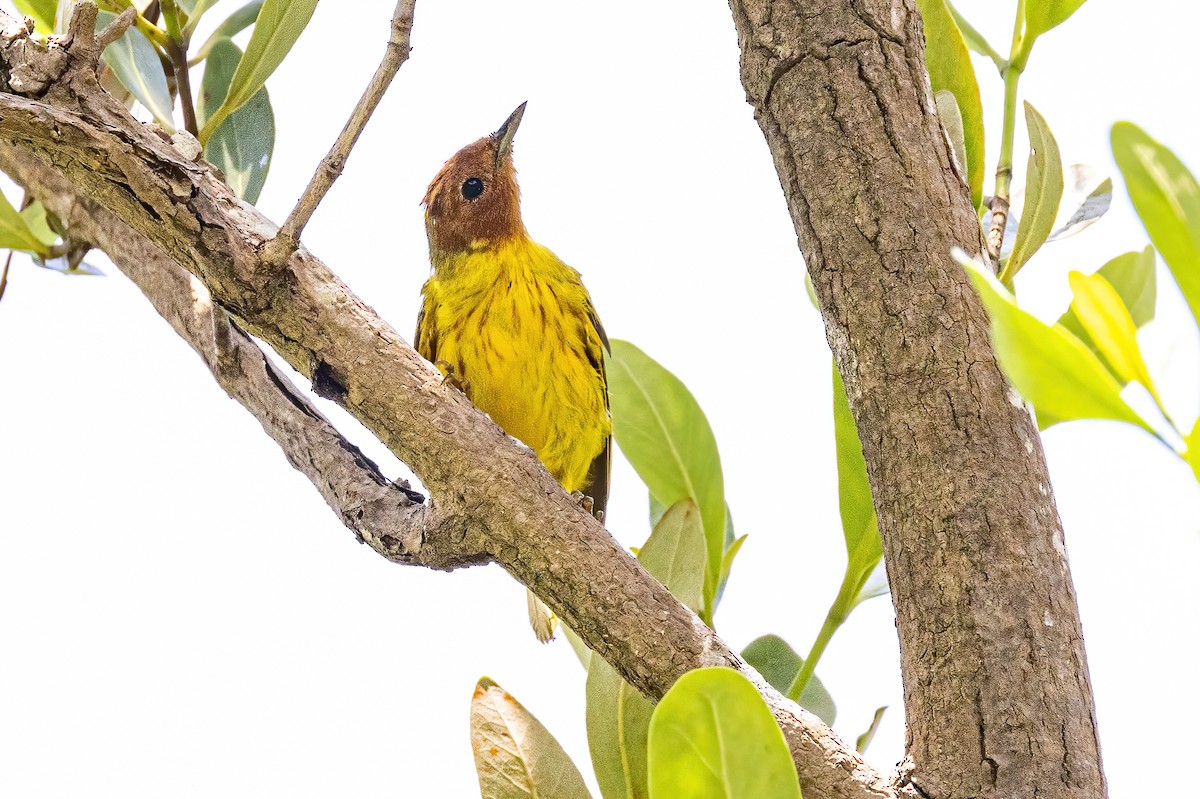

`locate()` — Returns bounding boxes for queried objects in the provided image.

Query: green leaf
[13,0,56,33]
[1059,249,1157,345]
[855,707,887,753]
[562,624,592,670]
[851,559,890,608]
[638,499,706,614]
[190,0,264,64]
[717,532,747,596]
[741,635,836,725]
[586,500,707,799]
[609,340,726,619]
[471,677,593,799]
[179,0,225,34]
[957,251,1155,433]
[1098,247,1158,328]
[804,268,819,310]
[1111,122,1200,331]
[648,668,802,799]
[198,0,318,144]
[915,0,986,208]
[198,38,274,204]
[1004,102,1063,279]
[944,0,1005,70]
[586,657,652,799]
[1066,270,1158,395]
[1184,418,1200,484]
[0,190,48,254]
[1025,0,1090,41]
[95,11,175,132]
[19,202,58,247]
[1047,169,1111,242]
[832,360,880,575]
[934,90,967,183]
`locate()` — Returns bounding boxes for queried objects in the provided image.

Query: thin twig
[985,0,1028,271]
[265,0,416,262]
[159,0,198,136]
[985,64,1020,267]
[0,250,12,304]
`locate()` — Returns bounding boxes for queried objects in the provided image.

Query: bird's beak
[493,101,527,169]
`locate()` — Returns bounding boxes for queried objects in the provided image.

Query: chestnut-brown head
[423,103,528,258]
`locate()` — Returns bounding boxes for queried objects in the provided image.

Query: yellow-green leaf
[609,340,725,620]
[944,1,1005,70]
[1111,122,1200,331]
[1185,418,1200,484]
[957,251,1154,433]
[648,668,802,799]
[1066,271,1158,397]
[916,0,986,207]
[1004,102,1063,280]
[1025,0,1090,41]
[638,499,706,614]
[717,532,747,594]
[471,678,593,799]
[1059,248,1157,352]
[190,0,264,64]
[198,0,318,144]
[833,360,879,572]
[19,202,58,247]
[179,0,227,35]
[13,0,56,33]
[0,190,48,254]
[855,707,888,754]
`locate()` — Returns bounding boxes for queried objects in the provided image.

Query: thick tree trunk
[727,1,1107,798]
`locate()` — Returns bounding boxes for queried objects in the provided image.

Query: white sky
[1,1,1197,796]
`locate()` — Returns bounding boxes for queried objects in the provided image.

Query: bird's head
[423,102,528,259]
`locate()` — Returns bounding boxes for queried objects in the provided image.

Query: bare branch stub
[95,7,135,51]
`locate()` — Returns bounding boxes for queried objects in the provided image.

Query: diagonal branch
[0,128,475,571]
[0,7,896,798]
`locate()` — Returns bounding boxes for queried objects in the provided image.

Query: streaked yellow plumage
[417,238,610,494]
[417,104,610,641]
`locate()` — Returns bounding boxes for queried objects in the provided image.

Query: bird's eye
[461,178,484,200]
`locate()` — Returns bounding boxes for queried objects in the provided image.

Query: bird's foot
[566,491,595,515]
[434,360,469,394]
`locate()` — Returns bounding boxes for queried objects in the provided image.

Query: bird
[416,103,611,642]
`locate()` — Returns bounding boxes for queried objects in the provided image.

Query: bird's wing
[414,292,438,364]
[584,299,611,522]
[585,437,611,523]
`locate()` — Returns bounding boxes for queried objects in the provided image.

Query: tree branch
[727,1,1106,798]
[0,7,896,797]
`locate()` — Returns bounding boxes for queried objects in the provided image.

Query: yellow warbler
[417,103,611,641]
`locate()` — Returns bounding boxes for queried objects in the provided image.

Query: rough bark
[727,1,1106,798]
[0,7,895,798]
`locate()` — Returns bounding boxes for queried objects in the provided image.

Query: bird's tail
[527,588,557,643]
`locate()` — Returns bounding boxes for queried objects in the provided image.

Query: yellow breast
[417,237,609,492]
